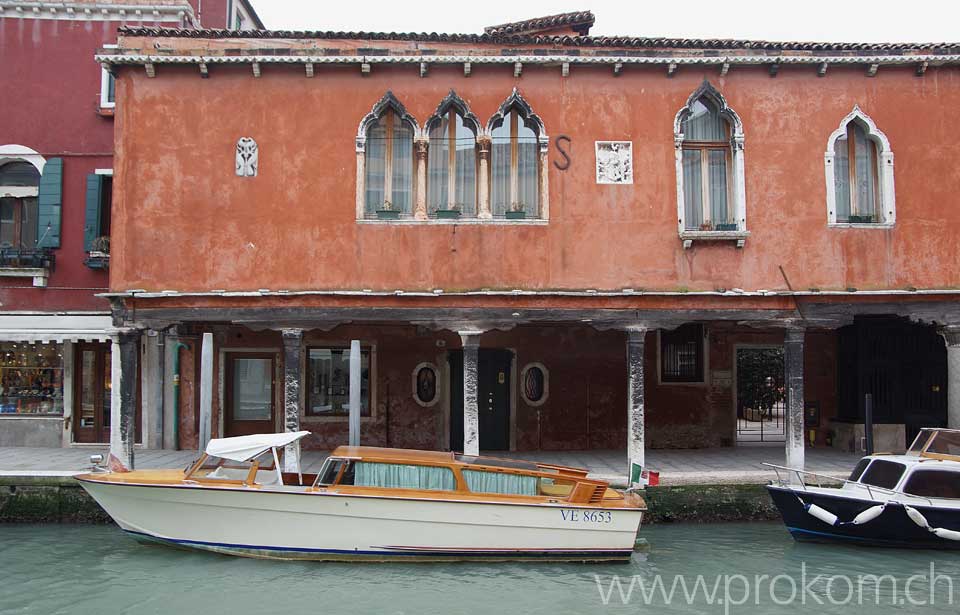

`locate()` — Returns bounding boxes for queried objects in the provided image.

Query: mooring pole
[864,393,875,455]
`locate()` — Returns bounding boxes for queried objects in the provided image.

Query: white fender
[851,505,885,525]
[806,503,839,526]
[905,506,930,529]
[932,528,960,542]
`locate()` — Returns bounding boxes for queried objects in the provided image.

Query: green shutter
[36,157,63,249]
[84,174,103,251]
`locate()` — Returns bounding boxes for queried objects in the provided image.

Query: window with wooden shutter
[36,157,62,249]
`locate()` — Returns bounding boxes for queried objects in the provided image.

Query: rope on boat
[797,496,960,541]
[904,505,960,541]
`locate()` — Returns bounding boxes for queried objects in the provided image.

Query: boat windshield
[924,431,960,458]
[859,459,906,490]
[848,458,871,482]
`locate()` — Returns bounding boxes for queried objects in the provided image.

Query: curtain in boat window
[354,462,455,491]
[462,469,538,496]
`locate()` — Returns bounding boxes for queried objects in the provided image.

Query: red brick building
[0,0,262,448]
[99,11,960,481]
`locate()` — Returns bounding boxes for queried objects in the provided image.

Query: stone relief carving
[235,137,258,177]
[595,141,633,184]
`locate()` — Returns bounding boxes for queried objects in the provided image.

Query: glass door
[225,353,276,436]
[74,343,112,443]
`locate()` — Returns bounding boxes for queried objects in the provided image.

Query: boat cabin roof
[205,431,311,462]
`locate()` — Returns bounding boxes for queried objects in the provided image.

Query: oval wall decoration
[413,363,439,407]
[521,363,548,406]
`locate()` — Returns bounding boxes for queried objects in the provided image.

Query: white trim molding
[824,104,896,228]
[100,44,118,110]
[674,81,748,249]
[0,144,46,175]
[1,2,195,25]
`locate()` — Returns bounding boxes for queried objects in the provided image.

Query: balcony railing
[0,248,55,271]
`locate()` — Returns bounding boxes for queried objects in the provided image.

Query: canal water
[1,522,958,614]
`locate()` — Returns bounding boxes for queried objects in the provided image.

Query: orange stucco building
[99,11,960,480]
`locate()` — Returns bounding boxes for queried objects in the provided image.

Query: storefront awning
[0,314,113,343]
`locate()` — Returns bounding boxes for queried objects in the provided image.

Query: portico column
[282,328,304,472]
[459,330,483,455]
[110,330,140,471]
[784,327,806,476]
[941,326,960,429]
[626,328,646,486]
[477,136,492,219]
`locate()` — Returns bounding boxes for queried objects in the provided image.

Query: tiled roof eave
[114,26,960,53]
[96,52,960,67]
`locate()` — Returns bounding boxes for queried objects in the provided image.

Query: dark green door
[449,349,512,451]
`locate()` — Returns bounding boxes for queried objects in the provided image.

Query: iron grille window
[660,324,705,383]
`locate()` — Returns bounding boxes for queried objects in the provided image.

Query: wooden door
[74,342,111,443]
[224,353,276,436]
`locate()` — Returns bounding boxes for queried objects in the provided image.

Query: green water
[1,522,958,614]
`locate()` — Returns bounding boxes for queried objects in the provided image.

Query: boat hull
[767,485,960,549]
[79,478,644,562]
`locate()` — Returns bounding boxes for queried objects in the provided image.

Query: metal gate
[736,346,786,443]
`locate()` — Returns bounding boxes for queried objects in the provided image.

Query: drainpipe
[171,342,188,450]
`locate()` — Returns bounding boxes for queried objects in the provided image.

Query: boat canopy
[205,431,311,463]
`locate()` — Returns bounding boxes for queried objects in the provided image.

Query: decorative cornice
[487,87,548,148]
[1,2,194,24]
[424,90,481,135]
[674,79,744,139]
[356,91,419,150]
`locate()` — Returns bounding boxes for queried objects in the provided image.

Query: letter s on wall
[553,135,571,171]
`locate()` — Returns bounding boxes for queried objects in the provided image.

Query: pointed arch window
[825,106,895,227]
[674,82,748,248]
[426,92,479,217]
[491,110,539,217]
[356,92,418,219]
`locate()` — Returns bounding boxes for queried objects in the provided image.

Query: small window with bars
[660,324,705,383]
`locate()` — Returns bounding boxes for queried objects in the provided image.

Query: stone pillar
[941,327,960,430]
[626,328,646,485]
[142,332,164,450]
[784,327,806,477]
[282,329,304,472]
[477,136,492,219]
[459,330,482,455]
[198,332,214,451]
[162,329,180,449]
[110,330,140,471]
[414,137,429,220]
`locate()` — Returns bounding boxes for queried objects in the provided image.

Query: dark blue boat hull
[766,485,960,549]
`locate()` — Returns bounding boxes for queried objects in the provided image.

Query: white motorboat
[77,431,646,562]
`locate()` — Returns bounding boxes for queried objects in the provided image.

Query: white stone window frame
[99,44,118,110]
[355,91,422,221]
[674,81,749,249]
[519,362,549,407]
[356,89,550,225]
[485,88,550,221]
[824,105,896,229]
[411,361,441,407]
[0,144,46,199]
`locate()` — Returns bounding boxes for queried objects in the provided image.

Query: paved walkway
[0,444,860,486]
